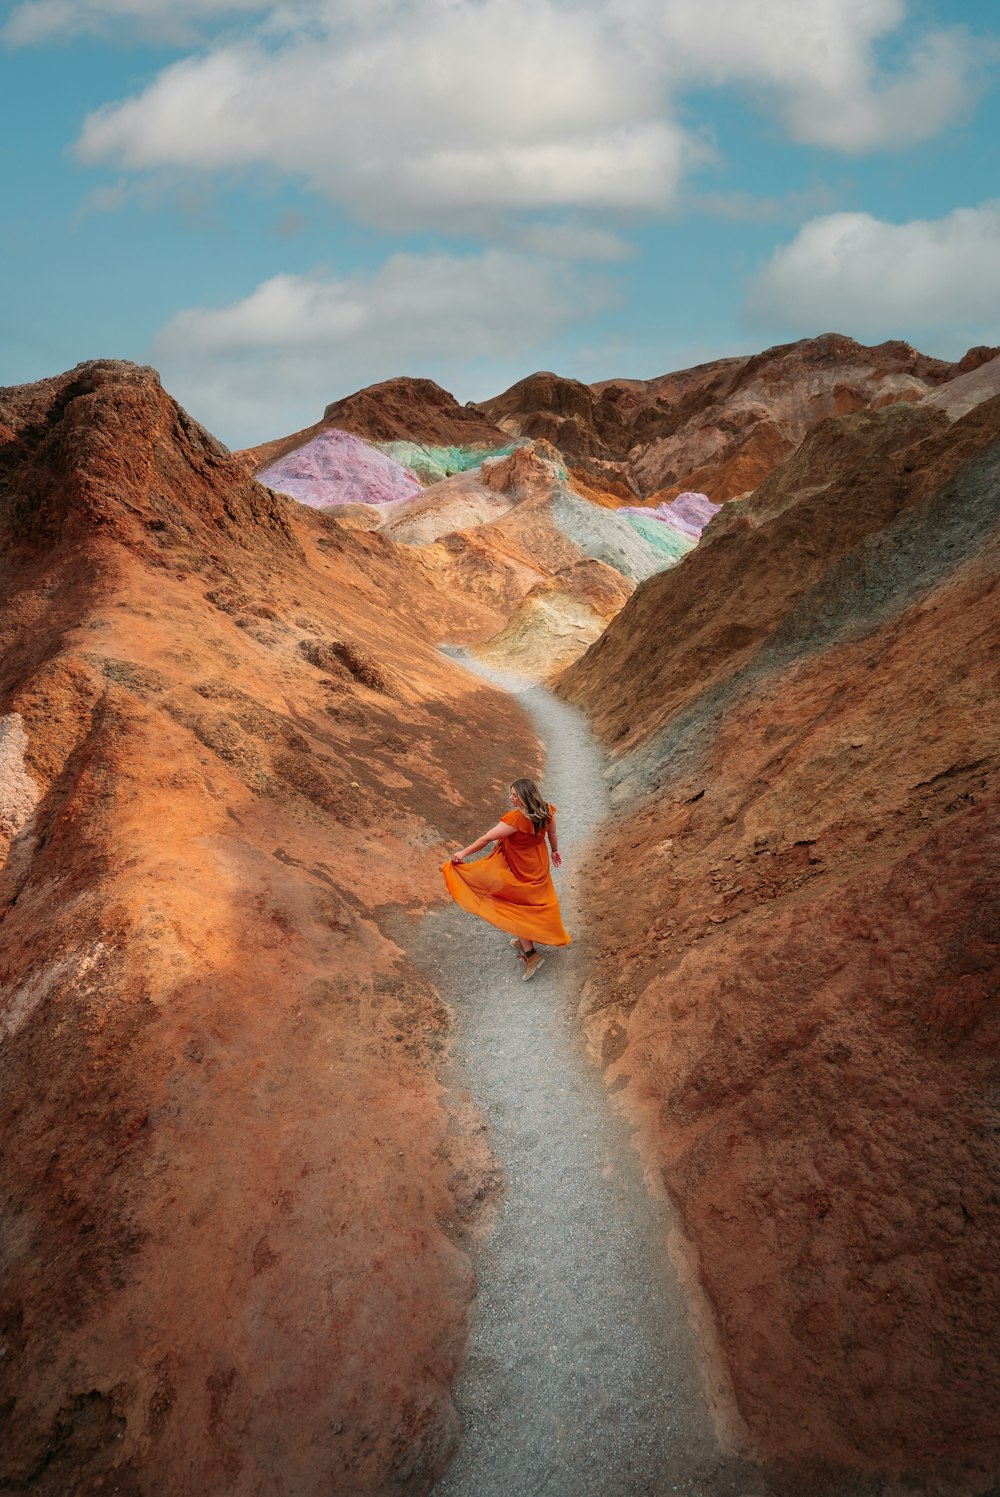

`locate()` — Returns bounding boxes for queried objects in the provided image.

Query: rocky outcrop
[370,440,690,676]
[472,559,634,681]
[924,352,1000,423]
[0,362,537,1495]
[243,338,979,683]
[558,394,1000,1486]
[321,376,507,447]
[243,376,508,476]
[478,335,961,502]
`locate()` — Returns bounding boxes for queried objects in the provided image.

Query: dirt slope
[558,394,1000,1488]
[0,362,537,1496]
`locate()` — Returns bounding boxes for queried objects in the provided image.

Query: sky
[1,0,999,448]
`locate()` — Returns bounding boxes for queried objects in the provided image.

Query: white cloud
[616,0,980,152]
[2,0,274,45]
[66,1,986,232]
[74,3,693,225]
[151,247,618,446]
[512,222,635,261]
[747,203,1000,342]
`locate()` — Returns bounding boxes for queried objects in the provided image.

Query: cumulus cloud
[2,0,274,46]
[512,222,635,261]
[617,0,980,152]
[746,203,1000,341]
[74,3,695,224]
[152,247,618,446]
[65,0,986,232]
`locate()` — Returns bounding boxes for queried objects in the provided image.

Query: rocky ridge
[557,387,1000,1486]
[477,334,979,501]
[0,361,537,1496]
[6,340,1000,1496]
[245,375,509,476]
[244,338,996,682]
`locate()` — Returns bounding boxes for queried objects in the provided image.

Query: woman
[442,778,569,981]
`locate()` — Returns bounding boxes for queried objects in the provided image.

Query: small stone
[350,780,360,789]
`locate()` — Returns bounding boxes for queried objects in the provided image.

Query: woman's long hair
[511,778,550,832]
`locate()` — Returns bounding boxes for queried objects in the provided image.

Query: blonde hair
[511,778,550,833]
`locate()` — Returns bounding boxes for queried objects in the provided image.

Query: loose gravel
[422,656,770,1497]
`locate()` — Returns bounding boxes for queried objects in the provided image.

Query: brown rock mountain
[5,341,1000,1496]
[244,375,508,473]
[558,390,1000,1483]
[0,361,535,1495]
[477,334,969,501]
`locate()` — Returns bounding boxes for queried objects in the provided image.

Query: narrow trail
[421,658,766,1497]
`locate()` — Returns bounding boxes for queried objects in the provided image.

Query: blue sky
[2,0,998,447]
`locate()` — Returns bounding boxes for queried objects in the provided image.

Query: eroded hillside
[0,362,537,1495]
[477,335,986,501]
[558,392,1000,1485]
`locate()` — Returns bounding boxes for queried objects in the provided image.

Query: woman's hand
[451,852,466,864]
[552,851,563,868]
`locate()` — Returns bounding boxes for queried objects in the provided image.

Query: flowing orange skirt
[441,807,570,946]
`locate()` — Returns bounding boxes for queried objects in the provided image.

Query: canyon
[1,336,998,1495]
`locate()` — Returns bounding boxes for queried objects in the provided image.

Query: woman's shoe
[521,951,545,981]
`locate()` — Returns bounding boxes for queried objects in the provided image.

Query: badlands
[1,335,998,1495]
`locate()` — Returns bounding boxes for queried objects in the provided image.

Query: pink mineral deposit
[258,428,422,509]
[623,491,720,539]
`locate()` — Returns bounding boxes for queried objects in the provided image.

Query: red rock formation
[0,362,536,1495]
[478,335,960,502]
[244,376,508,473]
[558,394,1000,1487]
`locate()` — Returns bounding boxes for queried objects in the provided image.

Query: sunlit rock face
[0,359,536,1497]
[472,559,635,683]
[924,352,1000,422]
[558,392,1000,1488]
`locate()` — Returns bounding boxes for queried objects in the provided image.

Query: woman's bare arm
[451,822,515,864]
[547,813,563,868]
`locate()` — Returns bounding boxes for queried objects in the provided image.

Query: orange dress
[442,804,570,947]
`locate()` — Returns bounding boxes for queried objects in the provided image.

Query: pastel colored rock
[379,439,515,486]
[620,492,721,562]
[258,426,422,508]
[473,559,634,681]
[378,439,675,672]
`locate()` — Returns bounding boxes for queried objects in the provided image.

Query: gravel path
[422,656,767,1497]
